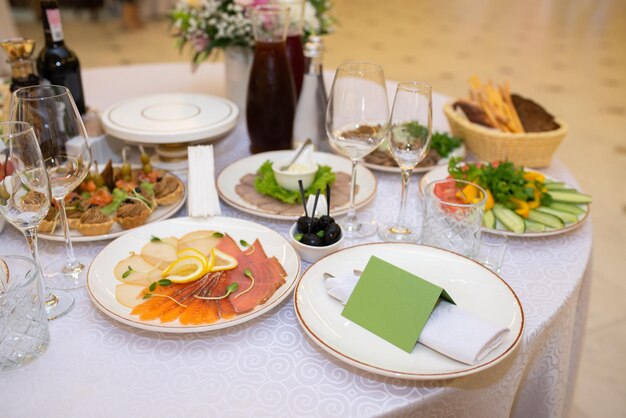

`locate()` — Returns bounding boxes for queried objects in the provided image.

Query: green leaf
[157,279,172,286]
[212,232,224,238]
[226,282,239,294]
[316,230,325,238]
[239,239,250,247]
[101,188,127,215]
[150,235,162,242]
[244,268,253,279]
[149,282,157,292]
[122,266,133,279]
[431,131,462,157]
[294,233,303,241]
[254,161,336,204]
[143,293,152,300]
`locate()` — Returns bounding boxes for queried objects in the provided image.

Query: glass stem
[396,168,412,228]
[56,197,79,269]
[23,227,57,307]
[346,159,358,224]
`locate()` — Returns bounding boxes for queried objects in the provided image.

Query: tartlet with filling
[77,207,114,236]
[154,175,184,206]
[38,203,60,233]
[115,200,151,230]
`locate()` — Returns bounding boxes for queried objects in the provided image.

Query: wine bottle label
[46,9,64,43]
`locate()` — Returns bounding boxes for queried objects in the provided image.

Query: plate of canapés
[419,159,592,237]
[87,216,300,333]
[216,150,377,221]
[38,154,186,242]
[362,130,466,173]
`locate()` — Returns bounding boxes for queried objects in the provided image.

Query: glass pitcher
[246,4,296,154]
[272,0,305,97]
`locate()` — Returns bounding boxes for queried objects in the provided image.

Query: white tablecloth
[0,63,592,418]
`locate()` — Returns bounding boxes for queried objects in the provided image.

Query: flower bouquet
[170,0,335,65]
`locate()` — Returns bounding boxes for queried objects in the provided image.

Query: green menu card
[341,256,455,353]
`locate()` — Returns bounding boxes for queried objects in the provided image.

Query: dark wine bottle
[37,0,86,114]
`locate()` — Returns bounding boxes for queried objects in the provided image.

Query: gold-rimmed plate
[294,242,524,380]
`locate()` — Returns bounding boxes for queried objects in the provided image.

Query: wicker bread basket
[443,102,568,167]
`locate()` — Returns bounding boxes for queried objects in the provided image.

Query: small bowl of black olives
[290,217,343,263]
[290,183,343,262]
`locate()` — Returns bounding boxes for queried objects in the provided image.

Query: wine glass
[0,121,74,319]
[326,61,389,238]
[379,82,432,242]
[11,85,92,290]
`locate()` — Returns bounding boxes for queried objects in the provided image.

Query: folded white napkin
[187,145,221,217]
[325,274,510,365]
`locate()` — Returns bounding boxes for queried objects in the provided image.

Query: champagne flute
[11,85,92,290]
[0,121,74,319]
[379,82,432,242]
[326,61,389,238]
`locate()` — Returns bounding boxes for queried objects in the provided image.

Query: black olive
[296,216,313,233]
[324,223,342,245]
[300,233,323,247]
[317,215,335,230]
[134,186,142,193]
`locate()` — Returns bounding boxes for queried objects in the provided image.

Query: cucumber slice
[548,190,592,204]
[542,179,562,185]
[544,185,578,192]
[483,209,496,229]
[527,210,565,229]
[492,203,525,233]
[544,182,568,190]
[535,207,579,223]
[548,202,586,215]
[524,219,546,232]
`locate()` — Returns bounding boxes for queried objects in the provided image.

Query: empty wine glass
[11,85,92,290]
[0,121,74,319]
[379,82,432,242]
[326,61,389,238]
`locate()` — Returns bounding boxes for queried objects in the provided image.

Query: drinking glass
[472,231,508,273]
[0,255,50,370]
[0,121,74,319]
[326,61,389,238]
[379,82,432,242]
[420,179,487,257]
[11,85,92,290]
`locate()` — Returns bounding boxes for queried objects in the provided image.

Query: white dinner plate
[216,151,377,220]
[87,216,301,333]
[294,243,524,380]
[101,93,239,145]
[418,164,591,237]
[363,143,466,174]
[39,170,187,242]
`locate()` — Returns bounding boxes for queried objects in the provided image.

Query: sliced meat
[228,257,287,314]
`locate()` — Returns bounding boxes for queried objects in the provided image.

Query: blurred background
[2,0,625,416]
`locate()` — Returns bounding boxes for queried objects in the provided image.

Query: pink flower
[190,31,209,52]
[234,0,268,6]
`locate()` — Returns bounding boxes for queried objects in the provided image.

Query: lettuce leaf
[254,160,336,204]
[101,189,127,215]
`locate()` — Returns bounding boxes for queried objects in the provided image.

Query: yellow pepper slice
[511,198,530,218]
[485,189,494,210]
[523,171,545,183]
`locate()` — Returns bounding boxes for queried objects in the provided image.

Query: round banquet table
[0,63,592,418]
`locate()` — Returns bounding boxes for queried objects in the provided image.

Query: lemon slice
[161,256,206,283]
[176,248,209,268]
[209,248,238,272]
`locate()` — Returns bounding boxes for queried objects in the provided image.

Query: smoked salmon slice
[179,272,221,325]
[216,235,244,259]
[227,256,287,314]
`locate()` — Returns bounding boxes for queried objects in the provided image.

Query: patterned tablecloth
[0,64,592,418]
